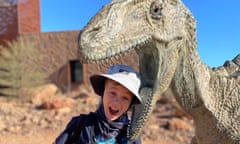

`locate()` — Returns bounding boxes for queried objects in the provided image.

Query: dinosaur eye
[150,1,163,20]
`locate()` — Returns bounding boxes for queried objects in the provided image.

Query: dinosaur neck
[171,42,210,113]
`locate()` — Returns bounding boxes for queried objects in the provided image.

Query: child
[54,64,142,144]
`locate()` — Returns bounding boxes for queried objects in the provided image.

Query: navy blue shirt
[54,110,141,144]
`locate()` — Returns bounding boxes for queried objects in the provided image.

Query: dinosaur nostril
[86,26,102,37]
[91,27,101,32]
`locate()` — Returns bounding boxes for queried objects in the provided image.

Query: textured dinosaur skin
[78,0,240,143]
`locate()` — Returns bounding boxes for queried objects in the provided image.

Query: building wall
[21,30,81,92]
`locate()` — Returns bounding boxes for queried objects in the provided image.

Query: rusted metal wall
[17,0,40,33]
[0,0,40,45]
[0,2,18,44]
[0,6,17,35]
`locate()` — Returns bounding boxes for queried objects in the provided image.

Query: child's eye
[109,92,116,96]
[123,96,130,101]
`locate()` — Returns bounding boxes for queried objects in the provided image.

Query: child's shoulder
[54,112,97,144]
[71,112,95,123]
[62,113,96,137]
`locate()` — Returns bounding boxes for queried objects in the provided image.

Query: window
[70,60,83,83]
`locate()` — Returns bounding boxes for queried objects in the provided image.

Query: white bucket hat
[90,64,142,104]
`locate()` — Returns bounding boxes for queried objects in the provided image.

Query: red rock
[41,98,73,109]
[19,83,59,105]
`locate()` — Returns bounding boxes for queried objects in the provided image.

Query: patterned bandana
[95,104,129,143]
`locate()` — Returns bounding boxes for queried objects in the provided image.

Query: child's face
[103,79,134,121]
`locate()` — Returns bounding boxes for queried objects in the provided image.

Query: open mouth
[109,107,119,115]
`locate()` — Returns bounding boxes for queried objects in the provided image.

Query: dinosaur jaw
[127,38,182,141]
[79,28,152,63]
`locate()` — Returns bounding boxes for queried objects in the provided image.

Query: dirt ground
[0,84,195,144]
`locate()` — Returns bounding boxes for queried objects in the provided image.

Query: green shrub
[0,37,48,97]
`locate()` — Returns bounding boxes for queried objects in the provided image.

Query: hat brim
[90,75,106,96]
[90,74,141,104]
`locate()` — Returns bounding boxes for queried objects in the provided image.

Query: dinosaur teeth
[92,60,98,64]
[106,48,113,58]
[115,54,120,60]
[110,56,115,63]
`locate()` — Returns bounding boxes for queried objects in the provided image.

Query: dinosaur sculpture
[78,0,240,143]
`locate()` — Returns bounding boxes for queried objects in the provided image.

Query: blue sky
[40,0,239,68]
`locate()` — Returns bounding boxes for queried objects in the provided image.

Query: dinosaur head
[79,0,193,61]
[79,0,196,141]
